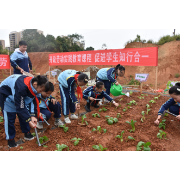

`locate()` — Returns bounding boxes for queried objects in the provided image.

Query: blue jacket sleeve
[83,87,91,100]
[10,52,19,69]
[28,98,37,117]
[102,91,114,102]
[158,98,176,115]
[67,77,78,104]
[107,68,117,83]
[14,85,32,123]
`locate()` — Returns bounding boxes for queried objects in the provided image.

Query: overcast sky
[0,29,179,50]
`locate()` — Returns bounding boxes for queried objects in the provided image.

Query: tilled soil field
[0,84,179,151]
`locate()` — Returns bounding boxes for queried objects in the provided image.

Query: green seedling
[157,130,167,139]
[138,96,144,99]
[99,109,102,112]
[154,97,159,100]
[59,124,69,132]
[85,121,88,125]
[123,107,127,112]
[97,126,101,133]
[37,136,49,144]
[136,141,151,151]
[106,117,118,125]
[141,94,144,96]
[115,105,121,111]
[141,111,145,122]
[71,137,82,146]
[55,144,69,151]
[105,115,110,119]
[92,144,107,151]
[127,136,135,141]
[159,119,166,130]
[130,91,133,95]
[145,94,148,96]
[102,107,107,112]
[0,107,1,112]
[158,95,161,97]
[20,146,23,150]
[115,131,124,142]
[103,129,107,133]
[127,106,131,109]
[130,100,137,105]
[146,104,151,114]
[117,113,121,118]
[119,98,123,102]
[81,114,87,124]
[0,116,4,122]
[92,113,100,118]
[164,113,168,117]
[126,119,137,132]
[92,128,96,132]
[149,100,156,103]
[127,102,132,106]
[43,145,48,148]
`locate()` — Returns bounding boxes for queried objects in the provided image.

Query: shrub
[175,73,180,78]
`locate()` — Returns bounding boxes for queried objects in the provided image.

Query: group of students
[1,40,180,149]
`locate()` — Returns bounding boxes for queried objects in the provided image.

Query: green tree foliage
[0,45,8,55]
[86,46,94,51]
[22,29,85,52]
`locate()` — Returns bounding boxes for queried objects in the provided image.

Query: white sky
[0,29,179,50]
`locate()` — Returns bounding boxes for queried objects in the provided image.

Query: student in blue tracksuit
[36,82,64,129]
[10,41,32,74]
[0,74,48,148]
[83,81,119,112]
[154,83,180,125]
[96,64,125,100]
[58,69,88,124]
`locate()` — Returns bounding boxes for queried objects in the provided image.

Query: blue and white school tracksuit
[83,86,114,103]
[96,68,118,95]
[58,70,78,116]
[158,98,180,116]
[0,75,38,140]
[38,95,61,121]
[10,48,30,74]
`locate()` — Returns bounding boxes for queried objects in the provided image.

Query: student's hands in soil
[51,99,58,105]
[154,115,161,125]
[113,102,119,107]
[176,115,180,120]
[76,103,80,110]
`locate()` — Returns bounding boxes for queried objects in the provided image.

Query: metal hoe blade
[34,127,41,146]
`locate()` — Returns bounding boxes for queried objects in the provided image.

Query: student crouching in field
[154,83,180,125]
[0,74,48,148]
[96,64,125,102]
[58,70,88,124]
[83,81,119,112]
[36,82,64,129]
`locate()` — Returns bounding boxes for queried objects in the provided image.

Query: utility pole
[173,29,175,36]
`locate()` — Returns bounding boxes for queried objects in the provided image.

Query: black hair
[96,81,104,88]
[32,75,48,86]
[19,41,27,46]
[76,71,82,74]
[45,82,54,92]
[169,82,180,95]
[115,64,125,72]
[77,73,88,84]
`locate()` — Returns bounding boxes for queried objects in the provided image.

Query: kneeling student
[83,81,119,112]
[36,82,64,129]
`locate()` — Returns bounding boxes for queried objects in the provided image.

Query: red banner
[49,47,158,67]
[0,55,10,69]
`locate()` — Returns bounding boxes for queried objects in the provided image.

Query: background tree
[86,46,94,51]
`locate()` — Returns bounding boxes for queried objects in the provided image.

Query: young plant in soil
[141,111,145,122]
[55,144,69,151]
[146,104,151,114]
[149,100,156,103]
[154,97,159,100]
[164,113,168,117]
[129,91,133,95]
[99,107,108,112]
[159,119,166,130]
[92,113,100,118]
[81,114,87,125]
[37,136,49,144]
[92,144,107,151]
[123,107,127,112]
[115,131,124,142]
[103,129,107,133]
[106,117,118,125]
[119,98,123,102]
[141,94,144,96]
[126,119,137,132]
[92,126,107,133]
[126,136,135,141]
[138,96,144,99]
[157,130,167,139]
[130,100,137,105]
[20,146,23,150]
[136,141,151,151]
[71,137,82,146]
[59,124,69,132]
[117,113,121,118]
[115,105,121,111]
[0,116,3,122]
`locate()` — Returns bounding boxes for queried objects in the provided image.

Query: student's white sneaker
[64,117,71,124]
[36,122,43,129]
[70,114,78,119]
[54,118,65,126]
[104,99,109,103]
[99,100,103,105]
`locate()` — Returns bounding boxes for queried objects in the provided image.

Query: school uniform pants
[96,77,112,95]
[59,84,75,116]
[40,101,61,121]
[169,105,180,115]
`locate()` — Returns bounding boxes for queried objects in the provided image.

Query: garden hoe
[161,110,179,121]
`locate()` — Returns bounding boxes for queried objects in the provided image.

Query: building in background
[9,29,44,51]
[5,47,10,51]
[0,40,5,49]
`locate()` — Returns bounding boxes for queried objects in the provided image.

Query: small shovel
[34,127,49,146]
